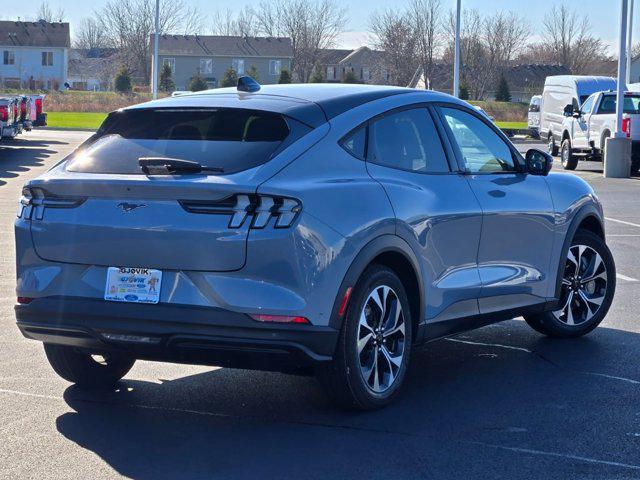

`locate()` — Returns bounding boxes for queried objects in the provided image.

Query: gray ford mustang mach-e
[15,81,616,409]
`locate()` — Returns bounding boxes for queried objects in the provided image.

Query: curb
[41,127,97,132]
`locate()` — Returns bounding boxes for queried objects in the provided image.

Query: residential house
[152,35,293,90]
[0,20,70,90]
[67,48,118,91]
[319,46,389,84]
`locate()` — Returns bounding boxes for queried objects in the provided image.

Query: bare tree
[369,10,419,87]
[74,18,108,51]
[442,9,528,99]
[211,7,260,37]
[254,0,347,82]
[541,5,607,74]
[36,1,65,22]
[99,0,202,84]
[408,0,442,89]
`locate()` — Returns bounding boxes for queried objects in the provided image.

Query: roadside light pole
[453,0,461,98]
[605,0,632,178]
[152,0,160,100]
[627,0,634,85]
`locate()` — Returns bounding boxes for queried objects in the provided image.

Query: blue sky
[2,0,634,51]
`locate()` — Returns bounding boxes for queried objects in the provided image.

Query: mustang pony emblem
[117,202,147,213]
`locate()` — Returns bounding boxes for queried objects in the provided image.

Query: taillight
[250,314,310,324]
[35,98,43,115]
[17,297,33,304]
[20,101,26,116]
[180,194,302,229]
[17,186,85,220]
[0,106,7,122]
[623,117,632,138]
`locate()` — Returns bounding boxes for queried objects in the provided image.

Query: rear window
[597,95,640,114]
[66,108,303,175]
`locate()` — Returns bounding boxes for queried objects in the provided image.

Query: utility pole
[627,0,635,85]
[152,0,160,100]
[453,0,461,97]
[605,0,632,178]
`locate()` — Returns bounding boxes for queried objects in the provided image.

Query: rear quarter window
[66,108,308,175]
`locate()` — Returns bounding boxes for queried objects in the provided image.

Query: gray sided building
[152,35,293,90]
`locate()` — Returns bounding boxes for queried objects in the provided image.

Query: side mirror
[563,104,573,117]
[525,148,553,176]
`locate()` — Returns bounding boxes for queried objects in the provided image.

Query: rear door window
[367,108,450,173]
[66,108,305,175]
[597,95,640,114]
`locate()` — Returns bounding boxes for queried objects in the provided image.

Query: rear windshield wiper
[139,157,224,175]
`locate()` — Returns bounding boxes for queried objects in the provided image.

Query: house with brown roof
[152,35,293,90]
[0,20,70,90]
[319,46,389,84]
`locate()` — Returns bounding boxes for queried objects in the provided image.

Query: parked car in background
[557,91,640,174]
[528,95,542,138]
[15,83,616,410]
[18,96,33,132]
[541,76,617,156]
[0,97,18,140]
[30,94,47,127]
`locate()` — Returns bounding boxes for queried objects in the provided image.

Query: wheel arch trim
[554,203,605,299]
[329,235,425,335]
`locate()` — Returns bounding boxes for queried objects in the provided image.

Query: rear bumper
[16,297,338,372]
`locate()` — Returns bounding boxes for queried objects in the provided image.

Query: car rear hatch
[25,106,311,271]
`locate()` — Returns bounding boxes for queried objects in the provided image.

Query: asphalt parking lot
[1,130,640,479]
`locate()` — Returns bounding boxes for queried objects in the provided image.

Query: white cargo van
[541,76,617,155]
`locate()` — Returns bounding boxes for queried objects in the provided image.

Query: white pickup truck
[559,90,640,174]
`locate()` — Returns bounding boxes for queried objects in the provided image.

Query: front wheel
[317,265,413,410]
[548,134,559,156]
[44,344,135,388]
[525,230,616,338]
[561,138,578,170]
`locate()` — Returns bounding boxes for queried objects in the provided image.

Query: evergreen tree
[278,69,292,84]
[221,67,238,87]
[189,73,208,92]
[246,65,260,82]
[459,82,470,100]
[342,69,358,84]
[159,63,175,92]
[495,74,511,102]
[309,64,324,83]
[114,66,132,93]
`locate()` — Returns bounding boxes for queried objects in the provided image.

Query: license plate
[104,267,162,304]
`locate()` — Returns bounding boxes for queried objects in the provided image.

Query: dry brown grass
[0,90,169,113]
[470,100,528,122]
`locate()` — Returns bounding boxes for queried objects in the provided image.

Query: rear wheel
[561,138,578,170]
[44,344,135,388]
[548,133,559,156]
[317,265,412,410]
[525,230,615,338]
[631,158,640,176]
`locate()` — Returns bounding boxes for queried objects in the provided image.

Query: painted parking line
[605,217,640,228]
[617,273,639,282]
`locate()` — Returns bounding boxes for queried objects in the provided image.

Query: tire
[317,265,413,410]
[560,138,578,170]
[525,230,616,338]
[548,133,559,156]
[631,159,640,176]
[44,344,135,388]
